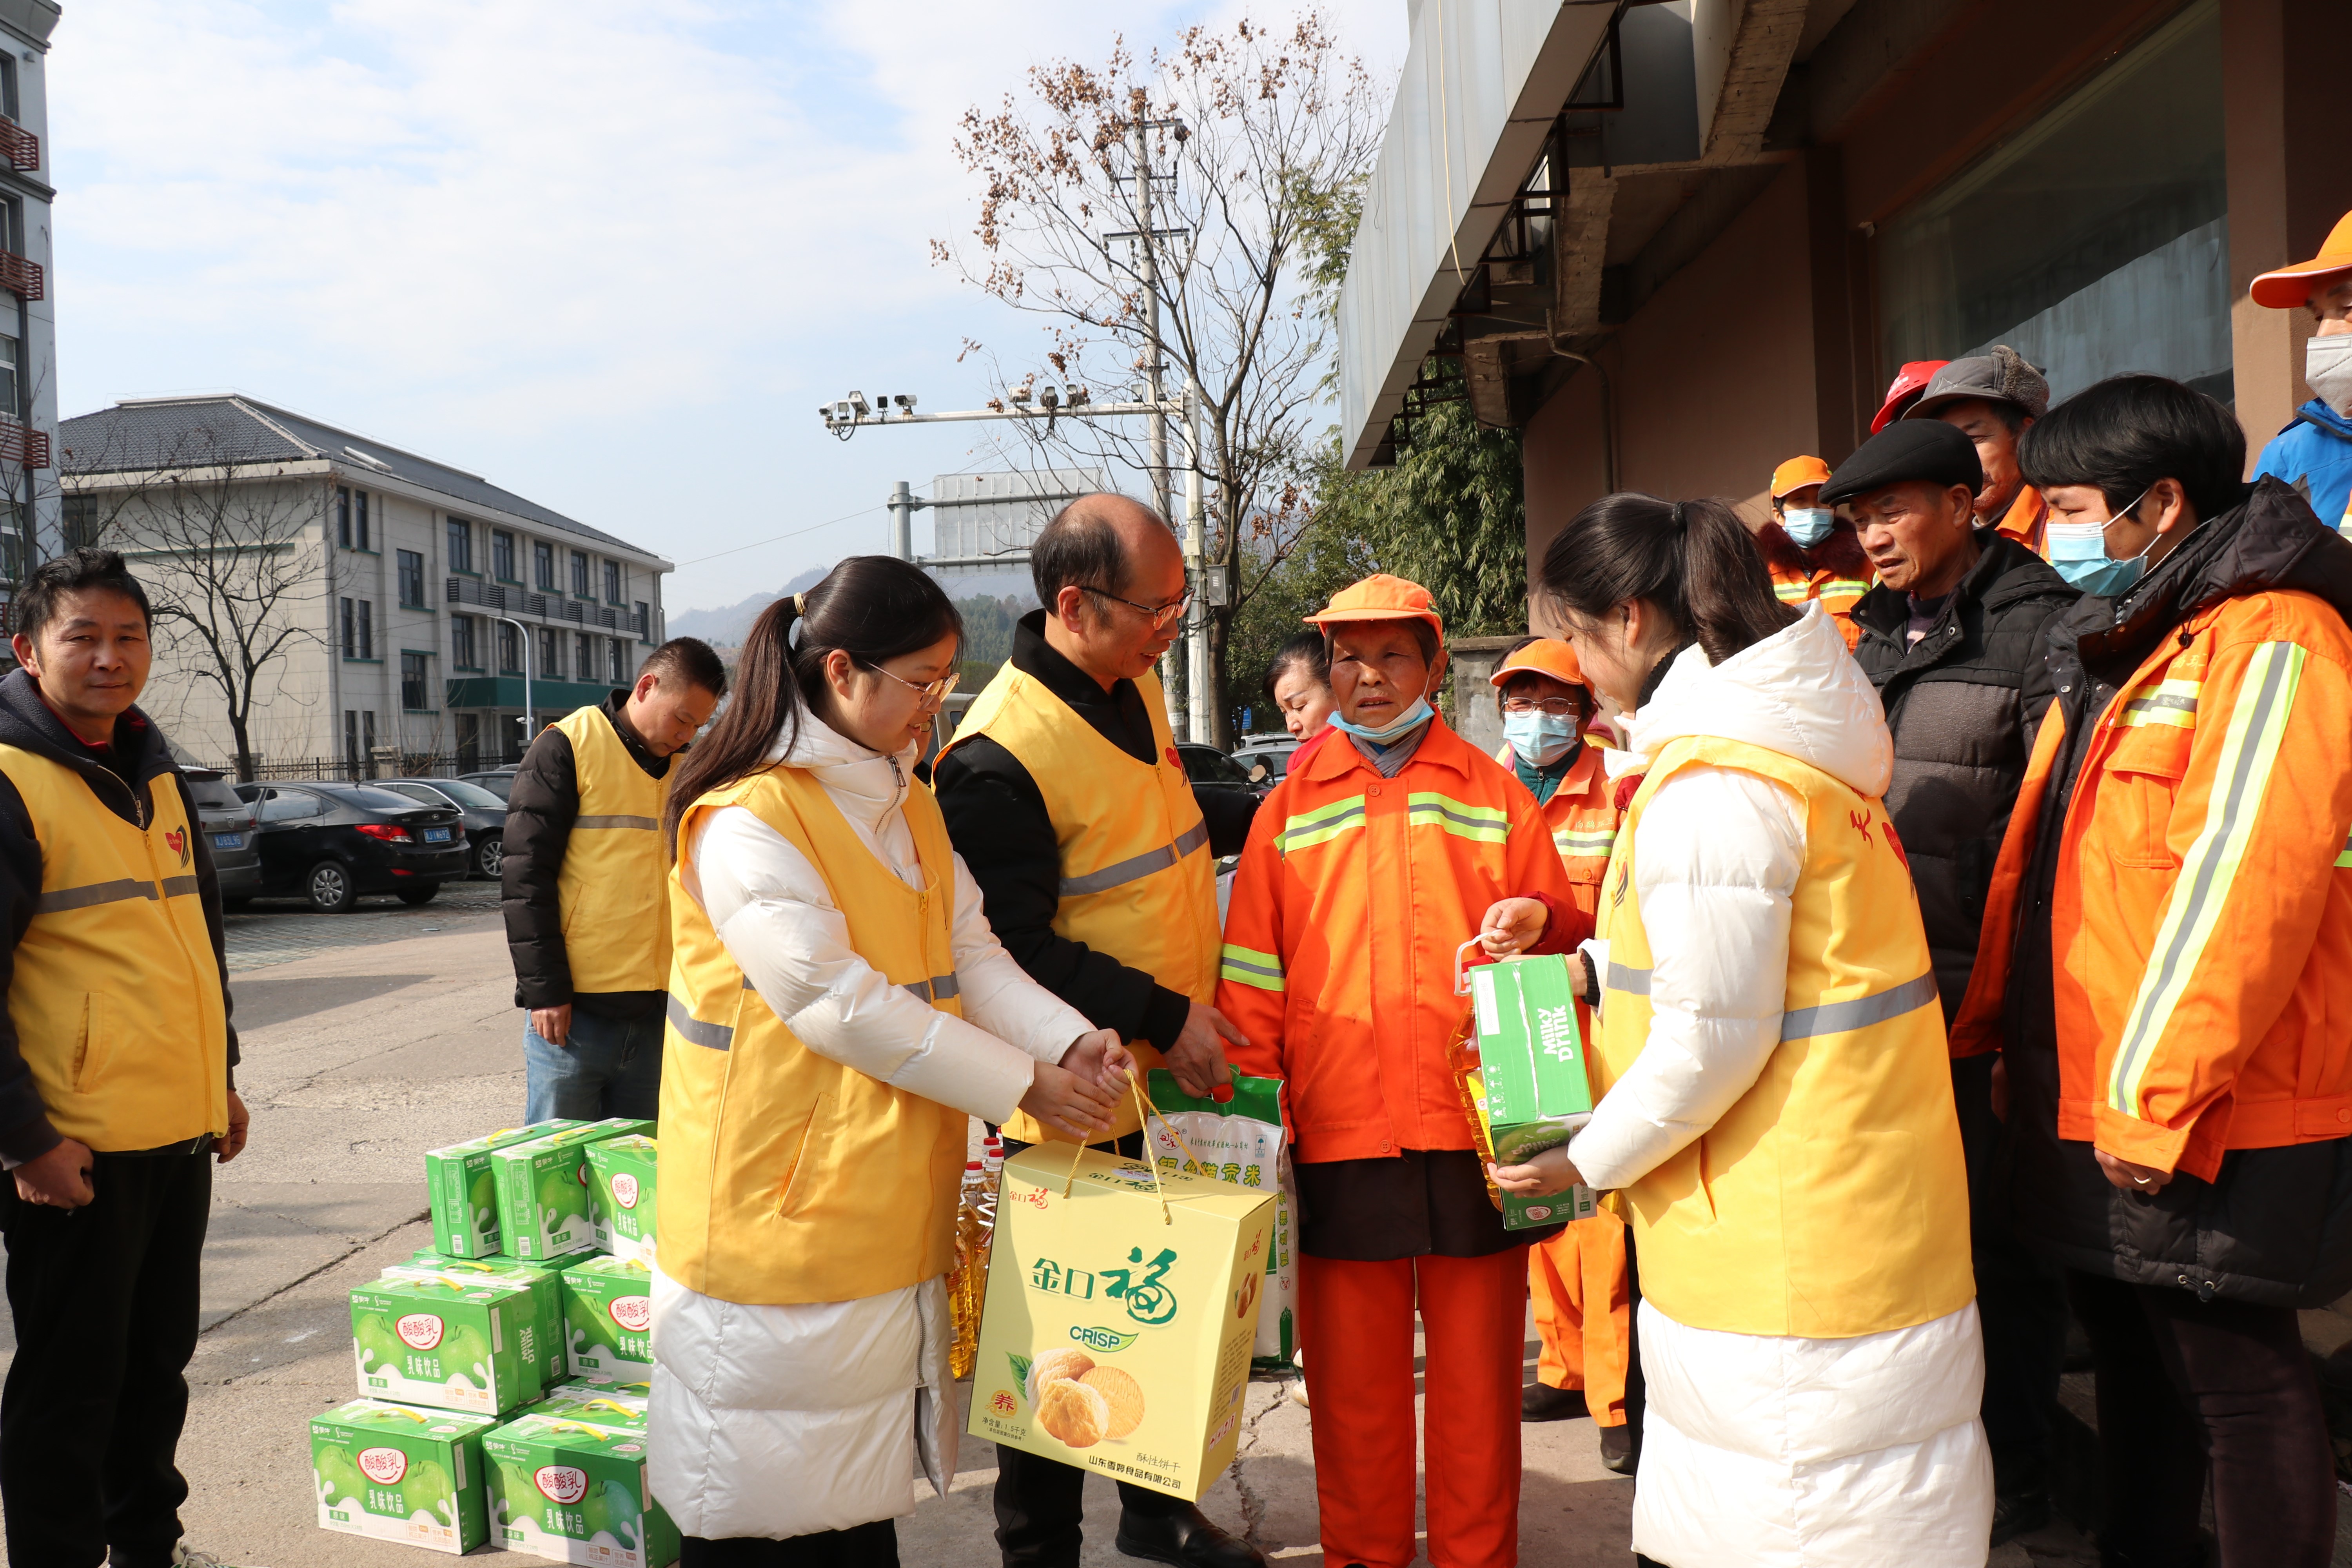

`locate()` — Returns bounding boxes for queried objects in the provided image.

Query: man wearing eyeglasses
[935,493,1265,1568]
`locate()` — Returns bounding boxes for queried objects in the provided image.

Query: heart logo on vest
[1165,746,1181,771]
[165,828,188,866]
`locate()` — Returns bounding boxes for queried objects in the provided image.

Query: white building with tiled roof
[59,394,672,777]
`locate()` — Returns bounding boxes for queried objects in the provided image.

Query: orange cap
[1770,456,1832,499]
[2251,211,2352,309]
[1304,574,1444,640]
[1488,638,1582,689]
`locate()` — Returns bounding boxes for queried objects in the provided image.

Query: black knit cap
[1818,418,1984,506]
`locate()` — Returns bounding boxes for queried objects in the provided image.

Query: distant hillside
[671,565,1036,651]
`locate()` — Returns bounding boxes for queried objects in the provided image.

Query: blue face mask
[2046,486,2153,596]
[1503,710,1579,768]
[1780,506,1836,548]
[1326,695,1434,745]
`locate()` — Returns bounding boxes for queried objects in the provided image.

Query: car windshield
[337,786,438,813]
[466,774,516,801]
[182,776,245,810]
[422,779,506,809]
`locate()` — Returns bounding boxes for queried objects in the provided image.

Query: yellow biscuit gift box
[970,1122,1276,1501]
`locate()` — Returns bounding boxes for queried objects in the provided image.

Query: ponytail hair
[662,555,962,853]
[1537,494,1795,667]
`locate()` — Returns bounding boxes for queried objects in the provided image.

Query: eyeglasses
[859,660,960,710]
[1500,697,1580,717]
[1082,585,1193,631]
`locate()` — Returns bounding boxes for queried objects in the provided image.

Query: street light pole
[492,615,534,761]
[1182,377,1211,744]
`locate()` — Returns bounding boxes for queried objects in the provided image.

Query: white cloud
[49,0,1405,609]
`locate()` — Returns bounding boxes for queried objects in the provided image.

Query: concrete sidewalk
[0,902,2125,1566]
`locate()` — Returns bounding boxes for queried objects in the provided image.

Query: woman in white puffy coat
[650,557,1134,1568]
[1492,496,1992,1568]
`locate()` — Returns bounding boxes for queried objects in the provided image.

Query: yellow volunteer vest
[659,764,968,1306]
[0,746,229,1151]
[552,706,671,993]
[946,664,1217,1142]
[1594,735,1973,1339]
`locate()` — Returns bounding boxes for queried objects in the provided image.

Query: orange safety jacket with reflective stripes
[1491,738,1620,938]
[1951,588,2352,1180]
[1756,523,1874,651]
[1216,715,1577,1164]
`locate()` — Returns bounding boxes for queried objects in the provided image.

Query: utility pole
[1182,377,1211,744]
[888,480,915,561]
[493,615,534,761]
[1131,117,1185,737]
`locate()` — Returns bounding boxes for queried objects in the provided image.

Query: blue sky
[48,1,1406,613]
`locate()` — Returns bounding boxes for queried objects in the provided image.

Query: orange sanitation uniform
[1495,736,1635,1426]
[1220,713,1575,1568]
[1992,483,2052,558]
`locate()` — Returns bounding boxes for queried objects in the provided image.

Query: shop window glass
[1878,1,2229,407]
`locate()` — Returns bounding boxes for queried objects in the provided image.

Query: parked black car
[179,766,262,906]
[377,776,510,879]
[232,782,470,912]
[1174,742,1270,802]
[457,767,519,803]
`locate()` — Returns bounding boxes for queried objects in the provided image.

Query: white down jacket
[648,714,1093,1542]
[1570,606,1993,1568]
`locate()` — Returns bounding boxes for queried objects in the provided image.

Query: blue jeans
[523,1008,664,1123]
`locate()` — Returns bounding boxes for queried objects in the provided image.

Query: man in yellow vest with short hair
[935,493,1265,1568]
[503,637,724,1121]
[0,548,246,1568]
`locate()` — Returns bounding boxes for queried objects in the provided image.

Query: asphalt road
[0,879,2130,1566]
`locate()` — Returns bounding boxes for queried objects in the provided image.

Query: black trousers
[681,1521,898,1566]
[990,1130,1189,1567]
[1952,1055,2070,1491]
[0,1148,211,1568]
[2068,1270,2335,1568]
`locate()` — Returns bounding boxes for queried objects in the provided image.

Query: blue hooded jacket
[2255,399,2352,535]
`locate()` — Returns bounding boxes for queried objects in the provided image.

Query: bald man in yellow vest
[935,494,1265,1568]
[503,637,724,1122]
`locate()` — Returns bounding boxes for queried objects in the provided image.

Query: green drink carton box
[351,1277,531,1416]
[534,1380,651,1428]
[311,1397,496,1554]
[383,1256,568,1401]
[1467,955,1601,1232]
[484,1410,681,1567]
[586,1134,659,1264]
[425,1120,583,1258]
[492,1119,654,1261]
[563,1254,656,1384]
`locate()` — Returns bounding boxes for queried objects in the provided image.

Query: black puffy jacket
[1850,532,2078,1022]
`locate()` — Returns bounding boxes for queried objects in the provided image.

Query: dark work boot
[1523,1382,1590,1421]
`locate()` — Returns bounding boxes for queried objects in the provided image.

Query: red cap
[1871,360,1949,435]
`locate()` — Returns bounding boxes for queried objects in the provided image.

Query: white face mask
[2308,333,2352,418]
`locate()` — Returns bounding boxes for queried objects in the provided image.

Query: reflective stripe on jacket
[1768,562,1872,651]
[0,744,229,1151]
[1217,716,1576,1163]
[1951,586,2352,1180]
[1595,733,1974,1339]
[552,704,671,993]
[944,664,1216,1141]
[1493,739,1618,936]
[659,764,965,1305]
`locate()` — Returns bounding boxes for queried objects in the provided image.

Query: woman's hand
[1060,1029,1138,1097]
[1479,897,1551,959]
[2095,1149,2172,1194]
[1019,1061,1120,1143]
[1492,1145,1583,1197]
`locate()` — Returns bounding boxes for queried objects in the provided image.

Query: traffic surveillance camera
[1068,387,1090,407]
[848,391,870,417]
[834,401,851,421]
[1010,387,1032,406]
[1040,384,1061,409]
[895,394,917,413]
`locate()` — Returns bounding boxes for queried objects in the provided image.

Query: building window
[0,510,21,583]
[538,626,564,680]
[496,620,521,673]
[608,639,628,684]
[0,333,18,420]
[574,632,595,681]
[570,550,590,599]
[341,597,374,659]
[62,494,97,550]
[401,652,430,710]
[451,614,479,670]
[603,560,622,605]
[634,600,650,641]
[397,549,426,608]
[455,713,481,773]
[355,491,372,551]
[492,528,516,581]
[336,487,351,548]
[446,518,473,574]
[534,541,556,592]
[1878,1,2228,405]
